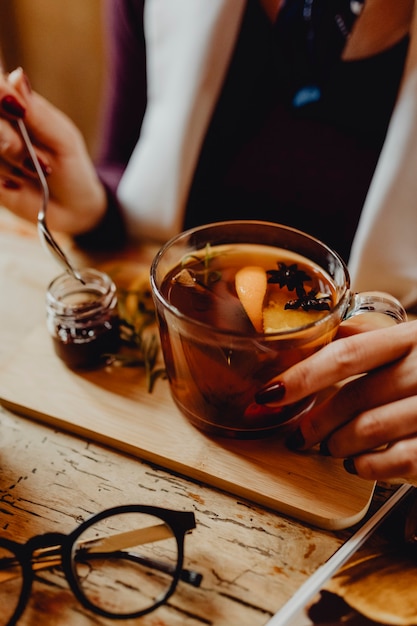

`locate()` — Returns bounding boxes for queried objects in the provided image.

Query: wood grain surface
[1,401,350,626]
[0,323,375,531]
[0,209,393,626]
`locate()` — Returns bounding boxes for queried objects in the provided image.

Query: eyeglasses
[0,505,202,625]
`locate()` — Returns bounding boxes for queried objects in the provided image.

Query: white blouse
[117,0,417,307]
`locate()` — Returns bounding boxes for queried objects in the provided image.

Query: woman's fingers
[334,395,417,459]
[7,67,31,97]
[257,321,417,407]
[0,69,52,181]
[273,319,417,482]
[7,68,71,174]
[0,175,46,222]
[296,344,417,447]
[286,382,417,482]
[0,70,27,120]
[0,119,48,179]
[12,70,86,157]
[0,118,26,168]
[303,388,417,452]
[0,68,106,233]
[347,435,417,482]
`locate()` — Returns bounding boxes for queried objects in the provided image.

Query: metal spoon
[17,119,84,283]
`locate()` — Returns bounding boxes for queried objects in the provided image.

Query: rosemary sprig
[180,243,221,286]
[105,282,167,393]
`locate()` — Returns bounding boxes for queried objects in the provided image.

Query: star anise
[285,289,331,312]
[267,262,312,295]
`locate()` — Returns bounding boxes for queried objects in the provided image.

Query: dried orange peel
[124,270,154,325]
[235,266,267,332]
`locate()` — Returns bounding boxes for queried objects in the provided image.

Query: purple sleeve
[96,0,147,180]
[76,0,146,249]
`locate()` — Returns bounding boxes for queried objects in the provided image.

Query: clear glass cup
[150,221,407,439]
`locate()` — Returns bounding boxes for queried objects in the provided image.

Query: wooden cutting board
[0,324,375,530]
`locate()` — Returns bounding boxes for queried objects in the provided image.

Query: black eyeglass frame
[0,504,199,625]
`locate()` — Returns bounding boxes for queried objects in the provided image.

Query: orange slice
[124,270,154,324]
[235,266,267,332]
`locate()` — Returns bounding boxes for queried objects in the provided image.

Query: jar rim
[46,268,117,320]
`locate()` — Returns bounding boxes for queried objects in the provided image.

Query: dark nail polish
[319,440,331,456]
[3,178,21,190]
[23,157,36,173]
[23,156,51,176]
[255,381,286,404]
[343,457,358,475]
[1,94,25,118]
[285,427,305,451]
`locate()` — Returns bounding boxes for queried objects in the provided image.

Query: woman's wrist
[73,179,126,250]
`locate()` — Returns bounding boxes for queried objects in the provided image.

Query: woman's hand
[0,67,106,234]
[256,319,417,482]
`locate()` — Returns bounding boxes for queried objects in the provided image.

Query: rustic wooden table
[0,209,389,626]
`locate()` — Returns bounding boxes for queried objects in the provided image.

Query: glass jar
[46,268,120,369]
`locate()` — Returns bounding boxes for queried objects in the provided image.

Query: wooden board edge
[0,397,374,530]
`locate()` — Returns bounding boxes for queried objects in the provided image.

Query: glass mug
[150,221,406,439]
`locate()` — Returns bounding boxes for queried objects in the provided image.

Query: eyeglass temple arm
[0,547,62,584]
[81,522,173,552]
[78,523,202,587]
[0,523,202,587]
[78,549,202,587]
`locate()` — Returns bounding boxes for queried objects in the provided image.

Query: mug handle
[343,291,407,325]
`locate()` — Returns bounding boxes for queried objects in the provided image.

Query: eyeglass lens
[70,511,180,617]
[0,545,23,626]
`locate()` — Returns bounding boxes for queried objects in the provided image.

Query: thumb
[9,67,82,156]
[7,66,31,101]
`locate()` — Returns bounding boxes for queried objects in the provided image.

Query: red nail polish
[3,178,21,190]
[1,95,26,118]
[255,381,286,404]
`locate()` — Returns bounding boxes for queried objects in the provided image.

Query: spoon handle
[17,119,84,283]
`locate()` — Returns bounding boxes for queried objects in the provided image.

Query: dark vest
[184,0,408,261]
